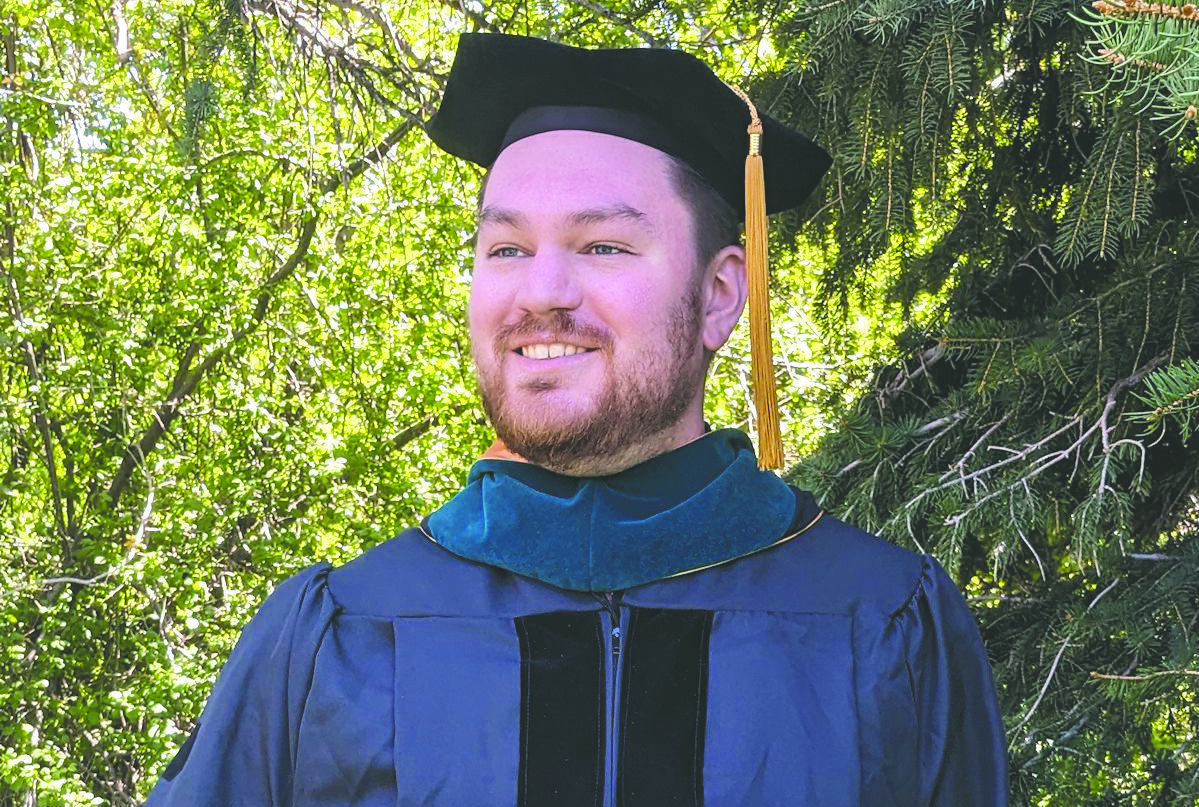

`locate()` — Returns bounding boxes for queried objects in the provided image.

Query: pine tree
[757,0,1199,802]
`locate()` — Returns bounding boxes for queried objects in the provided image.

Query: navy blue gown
[145,431,1008,806]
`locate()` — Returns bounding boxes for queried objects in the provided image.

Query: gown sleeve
[896,556,1008,807]
[143,564,335,807]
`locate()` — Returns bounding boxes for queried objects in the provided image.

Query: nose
[513,247,583,314]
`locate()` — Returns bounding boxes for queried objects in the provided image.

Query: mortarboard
[427,33,832,470]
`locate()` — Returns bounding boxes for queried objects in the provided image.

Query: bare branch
[1,35,73,555]
[120,49,178,139]
[248,0,435,112]
[111,0,131,61]
[953,414,1010,473]
[564,0,661,46]
[835,458,863,477]
[199,147,320,182]
[909,352,1171,527]
[1086,575,1121,613]
[915,411,964,435]
[102,214,320,511]
[1011,577,1120,741]
[1011,635,1073,740]
[390,404,470,451]
[41,559,130,589]
[0,87,82,108]
[322,0,418,65]
[320,117,418,194]
[879,341,946,404]
[1090,669,1199,680]
[434,0,502,33]
[1125,552,1180,561]
[22,480,153,608]
[1019,711,1095,770]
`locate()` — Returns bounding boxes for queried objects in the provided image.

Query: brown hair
[663,154,741,270]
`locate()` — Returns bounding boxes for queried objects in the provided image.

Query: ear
[700,244,748,353]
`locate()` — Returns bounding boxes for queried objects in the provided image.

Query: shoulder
[628,510,933,618]
[240,562,334,639]
[324,526,596,618]
[218,562,339,671]
[776,512,930,615]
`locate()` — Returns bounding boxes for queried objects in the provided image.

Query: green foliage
[1055,112,1155,266]
[0,1,487,801]
[763,0,1199,801]
[1077,0,1199,139]
[1133,357,1199,439]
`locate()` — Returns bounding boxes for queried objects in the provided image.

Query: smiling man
[470,131,730,475]
[145,34,1008,807]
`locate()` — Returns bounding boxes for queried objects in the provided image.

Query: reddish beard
[473,288,706,473]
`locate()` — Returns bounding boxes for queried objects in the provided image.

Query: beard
[474,286,707,475]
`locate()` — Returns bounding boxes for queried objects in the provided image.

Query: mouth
[515,342,598,360]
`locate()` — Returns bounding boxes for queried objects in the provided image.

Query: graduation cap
[427,33,831,470]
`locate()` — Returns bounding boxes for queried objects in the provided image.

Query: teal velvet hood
[424,429,804,591]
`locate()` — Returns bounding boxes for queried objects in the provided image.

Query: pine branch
[1098,48,1168,71]
[1055,131,1112,266]
[1151,384,1199,420]
[1091,0,1199,24]
[1131,357,1199,437]
[1098,132,1123,257]
[911,352,1168,526]
[1011,576,1122,739]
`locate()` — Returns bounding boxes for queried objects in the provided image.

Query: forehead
[480,130,681,218]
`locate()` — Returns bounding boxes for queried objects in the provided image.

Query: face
[468,130,743,475]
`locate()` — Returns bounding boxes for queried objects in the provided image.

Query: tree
[757,0,1199,802]
[0,1,482,801]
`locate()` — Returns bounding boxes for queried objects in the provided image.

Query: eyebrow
[476,204,651,232]
[566,204,650,230]
[477,206,530,230]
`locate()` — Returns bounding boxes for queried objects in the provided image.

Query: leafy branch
[888,353,1168,536]
[100,116,420,519]
[1130,357,1199,439]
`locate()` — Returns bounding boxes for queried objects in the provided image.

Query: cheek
[467,270,505,330]
[603,285,677,335]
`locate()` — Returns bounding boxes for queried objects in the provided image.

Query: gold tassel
[731,87,784,471]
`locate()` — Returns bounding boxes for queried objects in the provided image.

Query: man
[146,33,1008,806]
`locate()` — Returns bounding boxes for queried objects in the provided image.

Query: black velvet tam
[426,33,831,219]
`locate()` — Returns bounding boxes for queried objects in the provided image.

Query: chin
[508,401,599,435]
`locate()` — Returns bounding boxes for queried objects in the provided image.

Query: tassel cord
[731,86,784,470]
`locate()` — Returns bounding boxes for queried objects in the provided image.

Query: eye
[488,245,524,259]
[585,243,629,256]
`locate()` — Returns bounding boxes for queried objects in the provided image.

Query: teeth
[521,343,586,359]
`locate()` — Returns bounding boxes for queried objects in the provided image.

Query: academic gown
[144,430,1008,806]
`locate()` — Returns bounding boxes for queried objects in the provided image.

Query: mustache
[494,311,613,350]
